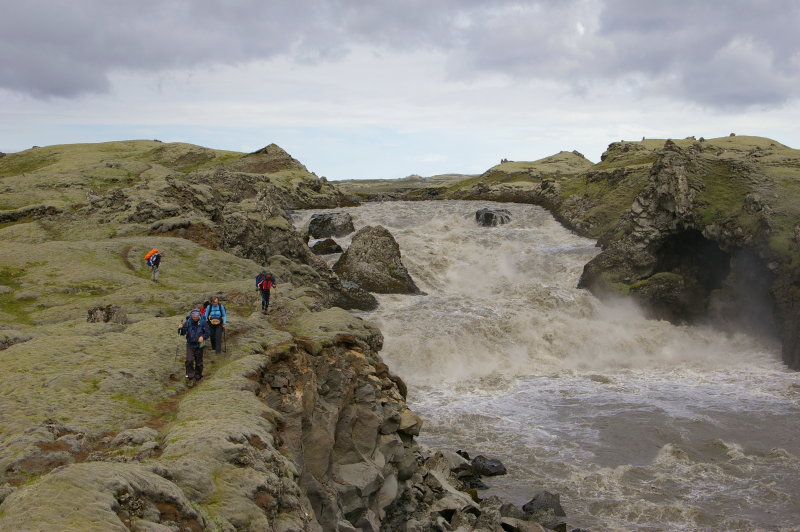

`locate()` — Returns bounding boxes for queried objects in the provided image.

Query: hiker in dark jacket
[256,270,277,313]
[205,296,227,354]
[178,309,210,384]
[148,251,162,282]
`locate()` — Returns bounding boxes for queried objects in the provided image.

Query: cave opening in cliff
[654,229,731,294]
[648,230,779,340]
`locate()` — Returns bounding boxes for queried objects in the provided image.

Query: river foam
[294,200,800,531]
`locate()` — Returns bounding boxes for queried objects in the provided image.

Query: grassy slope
[448,150,594,192]
[0,139,341,486]
[336,173,477,199]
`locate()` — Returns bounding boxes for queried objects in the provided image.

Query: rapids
[293,200,800,531]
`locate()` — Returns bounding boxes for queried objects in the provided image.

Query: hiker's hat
[190,310,201,318]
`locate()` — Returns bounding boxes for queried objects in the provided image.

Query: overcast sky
[2,0,799,180]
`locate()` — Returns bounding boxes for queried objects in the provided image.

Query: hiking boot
[187,378,196,388]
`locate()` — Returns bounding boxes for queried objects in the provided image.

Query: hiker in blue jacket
[178,309,211,385]
[205,296,227,354]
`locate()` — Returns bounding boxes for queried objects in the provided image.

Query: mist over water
[294,201,800,531]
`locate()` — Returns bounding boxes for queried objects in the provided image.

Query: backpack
[257,274,274,290]
[207,304,225,326]
[146,252,160,267]
[144,249,158,261]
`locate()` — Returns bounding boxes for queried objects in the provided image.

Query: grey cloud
[452,0,800,107]
[2,0,799,108]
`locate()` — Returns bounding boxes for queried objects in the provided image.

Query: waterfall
[294,200,800,531]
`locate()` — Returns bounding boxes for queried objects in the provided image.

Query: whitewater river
[294,200,800,531]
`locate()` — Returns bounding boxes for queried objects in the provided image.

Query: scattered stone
[13,291,38,301]
[452,463,490,490]
[476,208,511,226]
[471,455,507,476]
[501,516,549,532]
[333,225,421,294]
[398,408,423,436]
[500,502,526,519]
[310,238,343,255]
[87,304,128,324]
[523,491,566,517]
[308,211,355,238]
[111,427,160,448]
[0,330,32,350]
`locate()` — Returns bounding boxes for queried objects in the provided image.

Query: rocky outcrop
[333,225,421,294]
[310,238,343,255]
[86,304,128,324]
[476,208,511,227]
[308,211,355,238]
[576,139,799,366]
[0,202,64,223]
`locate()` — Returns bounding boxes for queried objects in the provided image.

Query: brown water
[294,200,800,531]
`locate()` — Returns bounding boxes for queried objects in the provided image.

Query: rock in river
[476,208,511,226]
[308,211,355,238]
[333,225,420,294]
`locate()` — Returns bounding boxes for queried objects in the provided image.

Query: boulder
[333,226,421,294]
[310,238,343,255]
[471,455,507,476]
[308,212,355,238]
[501,517,548,532]
[522,491,566,518]
[476,208,511,227]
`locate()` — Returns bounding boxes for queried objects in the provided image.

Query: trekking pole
[175,342,181,361]
[223,329,227,354]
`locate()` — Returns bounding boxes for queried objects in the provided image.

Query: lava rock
[333,225,420,294]
[310,238,343,255]
[87,304,128,324]
[308,212,355,238]
[471,455,507,476]
[476,208,511,227]
[523,491,566,517]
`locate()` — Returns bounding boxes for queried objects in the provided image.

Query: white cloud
[1,1,799,179]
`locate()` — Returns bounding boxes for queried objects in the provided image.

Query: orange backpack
[144,249,158,261]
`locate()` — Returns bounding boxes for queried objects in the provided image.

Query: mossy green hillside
[0,228,315,477]
[0,140,330,212]
[448,151,593,193]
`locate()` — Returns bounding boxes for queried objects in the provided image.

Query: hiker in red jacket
[256,270,277,313]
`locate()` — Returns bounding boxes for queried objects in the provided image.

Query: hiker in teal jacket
[205,296,227,354]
